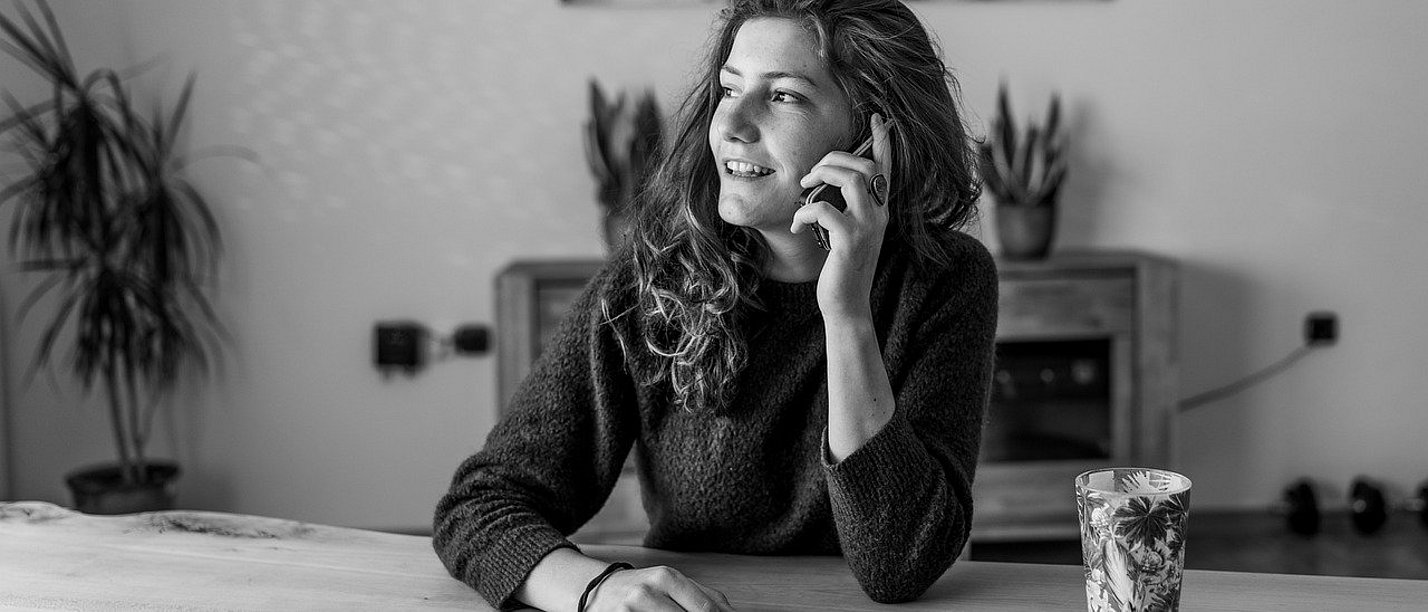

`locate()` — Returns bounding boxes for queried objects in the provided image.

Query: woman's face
[709,17,855,233]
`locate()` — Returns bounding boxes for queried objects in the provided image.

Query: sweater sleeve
[432,263,640,609]
[822,236,999,603]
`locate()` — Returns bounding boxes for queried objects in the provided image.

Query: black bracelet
[577,561,634,612]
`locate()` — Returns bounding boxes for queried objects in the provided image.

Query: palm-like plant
[0,0,235,489]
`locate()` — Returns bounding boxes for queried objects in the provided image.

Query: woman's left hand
[791,113,894,321]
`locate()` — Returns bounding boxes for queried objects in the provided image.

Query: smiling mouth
[724,160,775,178]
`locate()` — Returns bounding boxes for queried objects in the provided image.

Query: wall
[1,0,1425,530]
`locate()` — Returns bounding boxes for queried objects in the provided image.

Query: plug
[452,324,490,356]
[1305,311,1337,346]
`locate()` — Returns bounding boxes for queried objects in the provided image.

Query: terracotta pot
[65,461,180,515]
[996,204,1057,260]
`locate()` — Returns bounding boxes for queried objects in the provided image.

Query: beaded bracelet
[577,561,634,611]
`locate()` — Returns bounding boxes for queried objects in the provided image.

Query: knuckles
[649,565,680,584]
[806,155,879,186]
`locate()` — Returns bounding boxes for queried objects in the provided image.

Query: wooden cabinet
[494,260,605,413]
[494,251,1177,543]
[494,260,645,542]
[974,252,1177,541]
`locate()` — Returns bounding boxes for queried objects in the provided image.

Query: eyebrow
[720,65,822,90]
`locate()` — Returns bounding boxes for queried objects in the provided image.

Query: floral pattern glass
[1076,468,1192,612]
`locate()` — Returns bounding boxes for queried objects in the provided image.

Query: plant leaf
[996,81,1016,163]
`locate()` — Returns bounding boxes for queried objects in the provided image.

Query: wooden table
[3,501,1426,611]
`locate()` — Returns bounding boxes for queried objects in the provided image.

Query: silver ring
[869,173,889,207]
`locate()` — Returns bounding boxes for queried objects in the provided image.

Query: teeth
[725,161,773,176]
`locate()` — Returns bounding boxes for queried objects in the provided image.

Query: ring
[869,173,889,207]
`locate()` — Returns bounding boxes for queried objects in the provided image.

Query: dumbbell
[1348,477,1428,535]
[1279,478,1321,536]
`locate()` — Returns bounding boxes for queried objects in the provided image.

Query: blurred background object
[583,79,663,250]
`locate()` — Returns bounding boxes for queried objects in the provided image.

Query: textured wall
[2,0,1426,529]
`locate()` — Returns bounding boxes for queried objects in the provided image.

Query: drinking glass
[1076,467,1192,612]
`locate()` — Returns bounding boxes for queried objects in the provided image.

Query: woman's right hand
[585,565,736,611]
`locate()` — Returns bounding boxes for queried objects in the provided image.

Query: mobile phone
[801,135,876,251]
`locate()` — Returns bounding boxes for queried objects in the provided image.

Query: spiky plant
[582,79,662,247]
[979,83,1066,207]
[0,0,238,485]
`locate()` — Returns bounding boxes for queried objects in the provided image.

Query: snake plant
[583,79,662,247]
[980,83,1067,207]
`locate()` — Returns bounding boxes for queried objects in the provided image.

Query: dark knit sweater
[433,230,998,607]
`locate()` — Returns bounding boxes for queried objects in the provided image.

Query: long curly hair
[611,0,981,411]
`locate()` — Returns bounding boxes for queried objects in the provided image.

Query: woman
[434,1,997,609]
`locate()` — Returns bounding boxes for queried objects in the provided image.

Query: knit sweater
[433,230,998,607]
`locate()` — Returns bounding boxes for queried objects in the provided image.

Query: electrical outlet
[1305,311,1337,346]
[374,321,426,372]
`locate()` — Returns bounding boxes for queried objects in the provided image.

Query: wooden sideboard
[495,250,1177,543]
[975,251,1177,541]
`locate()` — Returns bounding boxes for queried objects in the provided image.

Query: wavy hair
[611,0,981,411]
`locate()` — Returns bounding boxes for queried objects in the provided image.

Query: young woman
[434,1,997,610]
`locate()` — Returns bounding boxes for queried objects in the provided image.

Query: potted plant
[0,1,238,514]
[980,83,1067,260]
[583,79,663,251]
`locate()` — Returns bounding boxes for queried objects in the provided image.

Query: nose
[713,94,759,145]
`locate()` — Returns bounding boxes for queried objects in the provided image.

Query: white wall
[2,0,1426,529]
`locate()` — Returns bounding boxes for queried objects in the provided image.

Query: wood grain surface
[3,501,1426,611]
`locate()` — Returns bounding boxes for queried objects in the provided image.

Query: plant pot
[65,461,180,515]
[995,205,1057,260]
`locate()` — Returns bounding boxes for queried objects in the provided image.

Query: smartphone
[801,134,876,251]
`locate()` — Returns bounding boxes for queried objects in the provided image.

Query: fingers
[799,114,894,218]
[801,150,878,184]
[799,156,875,198]
[791,200,853,252]
[593,566,736,612]
[791,200,848,237]
[652,565,736,612]
[871,112,892,179]
[799,163,879,222]
[870,113,893,209]
[664,574,735,612]
[694,583,736,612]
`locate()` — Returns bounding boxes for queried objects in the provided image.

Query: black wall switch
[375,321,426,372]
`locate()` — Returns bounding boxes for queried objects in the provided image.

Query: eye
[719,84,739,98]
[771,90,805,104]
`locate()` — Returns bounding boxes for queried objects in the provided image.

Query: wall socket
[1305,311,1338,346]
[374,321,426,373]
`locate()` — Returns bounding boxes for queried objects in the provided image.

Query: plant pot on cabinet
[65,461,180,515]
[995,204,1057,260]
